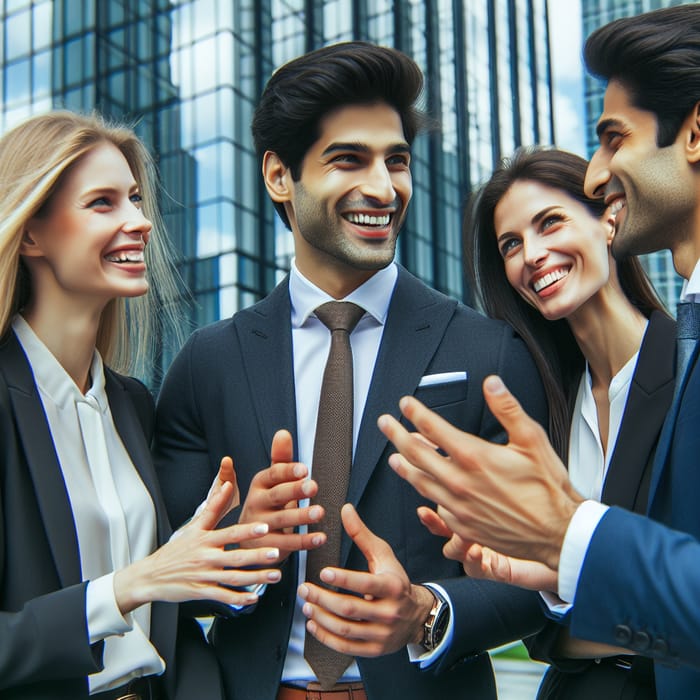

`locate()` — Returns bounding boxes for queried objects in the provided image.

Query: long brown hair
[464,146,666,458]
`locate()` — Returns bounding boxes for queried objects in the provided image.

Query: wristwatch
[422,589,450,651]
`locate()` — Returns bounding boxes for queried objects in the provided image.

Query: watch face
[433,604,449,642]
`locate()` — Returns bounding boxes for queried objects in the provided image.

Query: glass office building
[1,0,554,377]
[582,0,692,311]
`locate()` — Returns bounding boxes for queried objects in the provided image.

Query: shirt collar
[680,257,700,302]
[12,315,108,411]
[289,259,398,328]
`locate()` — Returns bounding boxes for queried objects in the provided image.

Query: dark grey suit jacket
[154,266,549,700]
[0,331,222,700]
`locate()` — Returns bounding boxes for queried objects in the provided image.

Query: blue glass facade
[1,0,555,373]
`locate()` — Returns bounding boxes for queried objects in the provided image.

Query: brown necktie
[304,301,364,689]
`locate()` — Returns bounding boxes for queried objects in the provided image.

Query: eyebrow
[595,117,624,140]
[321,142,411,157]
[82,183,140,197]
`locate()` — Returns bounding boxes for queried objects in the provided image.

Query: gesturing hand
[238,429,327,563]
[378,375,584,571]
[114,467,281,614]
[298,504,435,657]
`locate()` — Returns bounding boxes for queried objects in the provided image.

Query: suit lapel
[234,278,298,458]
[648,337,700,505]
[602,312,676,512]
[0,333,81,586]
[342,268,456,563]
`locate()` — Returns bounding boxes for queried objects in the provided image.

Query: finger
[251,461,310,491]
[217,456,240,509]
[480,375,547,449]
[340,504,394,570]
[263,503,324,531]
[240,530,327,554]
[197,481,235,530]
[300,581,374,620]
[314,567,403,601]
[271,429,294,464]
[212,520,270,546]
[386,449,454,508]
[218,567,282,587]
[416,506,452,538]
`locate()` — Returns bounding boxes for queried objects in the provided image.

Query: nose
[584,147,610,199]
[522,231,547,267]
[122,206,152,245]
[362,160,396,204]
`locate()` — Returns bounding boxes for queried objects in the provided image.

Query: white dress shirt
[281,261,451,682]
[12,316,165,693]
[559,258,700,603]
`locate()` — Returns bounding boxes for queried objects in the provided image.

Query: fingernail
[267,570,281,582]
[244,594,258,604]
[311,534,324,546]
[301,481,315,497]
[266,548,279,559]
[320,568,335,583]
[484,375,505,394]
[377,415,387,429]
[309,506,322,520]
[253,523,269,535]
[298,584,309,599]
[293,463,306,478]
[399,396,410,410]
[302,603,312,617]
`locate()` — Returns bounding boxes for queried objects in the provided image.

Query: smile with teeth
[609,198,626,216]
[345,212,391,227]
[104,250,144,263]
[532,267,570,293]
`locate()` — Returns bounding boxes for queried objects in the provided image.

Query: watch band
[422,589,450,651]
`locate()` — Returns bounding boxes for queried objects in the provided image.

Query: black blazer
[527,311,676,697]
[154,266,549,700]
[0,332,222,700]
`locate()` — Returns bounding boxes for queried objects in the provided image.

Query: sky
[548,0,587,156]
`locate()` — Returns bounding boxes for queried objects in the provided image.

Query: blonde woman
[0,111,284,700]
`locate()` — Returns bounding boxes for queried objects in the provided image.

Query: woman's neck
[566,285,647,391]
[21,303,102,393]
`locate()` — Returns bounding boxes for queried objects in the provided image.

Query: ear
[19,226,43,258]
[262,151,293,203]
[685,101,700,164]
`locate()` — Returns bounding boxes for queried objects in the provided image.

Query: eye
[498,236,521,258]
[330,153,362,165]
[602,130,624,150]
[386,153,410,169]
[541,213,564,231]
[130,192,143,206]
[88,196,111,209]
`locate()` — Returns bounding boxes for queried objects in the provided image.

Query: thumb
[481,375,544,448]
[217,456,240,509]
[341,503,393,571]
[270,429,294,464]
[196,480,234,531]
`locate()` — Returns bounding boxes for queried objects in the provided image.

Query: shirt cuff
[558,500,609,604]
[406,583,453,669]
[86,573,132,644]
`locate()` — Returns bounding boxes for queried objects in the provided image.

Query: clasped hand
[298,504,434,657]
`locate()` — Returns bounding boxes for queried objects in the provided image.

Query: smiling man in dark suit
[153,42,547,700]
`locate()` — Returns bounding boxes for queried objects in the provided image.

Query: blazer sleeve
[429,323,549,672]
[570,506,700,670]
[0,582,104,689]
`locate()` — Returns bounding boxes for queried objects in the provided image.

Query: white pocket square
[418,371,467,387]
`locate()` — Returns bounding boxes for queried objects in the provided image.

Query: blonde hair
[0,110,184,378]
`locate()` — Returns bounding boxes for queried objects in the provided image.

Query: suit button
[652,638,669,656]
[632,631,651,651]
[614,625,632,645]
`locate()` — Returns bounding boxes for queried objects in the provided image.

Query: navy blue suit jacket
[0,332,222,700]
[154,266,548,700]
[571,321,700,698]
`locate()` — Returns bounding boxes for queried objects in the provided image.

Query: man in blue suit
[154,42,547,700]
[379,6,700,699]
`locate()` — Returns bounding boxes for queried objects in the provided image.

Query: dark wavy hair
[585,5,700,147]
[251,41,426,229]
[464,146,666,458]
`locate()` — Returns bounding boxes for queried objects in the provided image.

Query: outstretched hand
[378,375,584,571]
[298,504,435,657]
[238,429,327,562]
[114,462,282,614]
